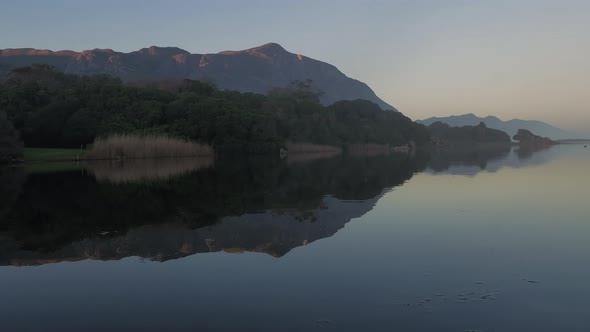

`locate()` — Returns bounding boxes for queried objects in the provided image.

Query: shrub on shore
[86,134,213,160]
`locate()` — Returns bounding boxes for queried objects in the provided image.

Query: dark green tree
[0,65,429,152]
[0,111,23,161]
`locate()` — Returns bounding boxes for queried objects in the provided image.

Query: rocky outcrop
[0,43,396,110]
[513,129,556,148]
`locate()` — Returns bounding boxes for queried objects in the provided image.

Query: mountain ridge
[418,113,576,139]
[0,43,396,111]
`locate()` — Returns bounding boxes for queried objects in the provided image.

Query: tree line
[427,121,511,145]
[0,64,429,156]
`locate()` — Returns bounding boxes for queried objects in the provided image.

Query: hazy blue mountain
[0,43,396,111]
[418,113,576,139]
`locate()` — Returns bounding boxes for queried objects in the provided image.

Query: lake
[1,144,589,331]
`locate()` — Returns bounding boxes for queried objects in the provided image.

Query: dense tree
[428,121,511,145]
[0,111,23,161]
[0,65,429,151]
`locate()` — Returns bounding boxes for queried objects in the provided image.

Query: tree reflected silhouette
[0,153,427,265]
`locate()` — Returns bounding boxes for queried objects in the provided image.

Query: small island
[513,129,557,148]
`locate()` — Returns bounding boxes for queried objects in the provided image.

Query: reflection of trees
[515,145,551,160]
[0,167,25,221]
[0,153,426,263]
[428,145,511,172]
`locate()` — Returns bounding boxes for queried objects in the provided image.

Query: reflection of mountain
[0,194,384,265]
[0,154,425,266]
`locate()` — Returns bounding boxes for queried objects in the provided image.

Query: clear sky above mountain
[1,0,588,134]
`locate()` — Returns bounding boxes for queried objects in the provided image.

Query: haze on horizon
[1,0,588,134]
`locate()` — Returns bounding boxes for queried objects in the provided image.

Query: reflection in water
[427,145,560,176]
[85,157,214,183]
[1,144,588,332]
[285,150,342,164]
[428,145,511,172]
[0,145,561,266]
[0,167,25,221]
[1,196,384,266]
[515,145,551,159]
[0,153,426,265]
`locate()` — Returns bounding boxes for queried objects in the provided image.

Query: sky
[1,0,589,134]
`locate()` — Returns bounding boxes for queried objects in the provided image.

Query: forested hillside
[0,43,396,110]
[0,65,428,153]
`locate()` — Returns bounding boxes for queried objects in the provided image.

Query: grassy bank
[24,148,84,162]
[22,135,213,163]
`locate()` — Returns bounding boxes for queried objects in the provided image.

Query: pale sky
[1,0,588,133]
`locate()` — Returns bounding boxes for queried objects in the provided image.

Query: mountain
[0,43,396,111]
[417,113,576,140]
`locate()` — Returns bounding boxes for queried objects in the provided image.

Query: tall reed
[85,134,213,160]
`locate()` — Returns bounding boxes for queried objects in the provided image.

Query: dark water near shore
[1,144,589,331]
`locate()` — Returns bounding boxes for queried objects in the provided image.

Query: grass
[24,148,84,161]
[85,134,213,160]
[22,135,212,163]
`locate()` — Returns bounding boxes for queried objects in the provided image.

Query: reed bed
[86,134,213,160]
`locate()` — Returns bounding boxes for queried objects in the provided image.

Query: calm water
[1,145,589,331]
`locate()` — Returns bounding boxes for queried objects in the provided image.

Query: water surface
[1,145,589,331]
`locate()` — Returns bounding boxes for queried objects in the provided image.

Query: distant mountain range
[417,113,576,140]
[0,43,396,111]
